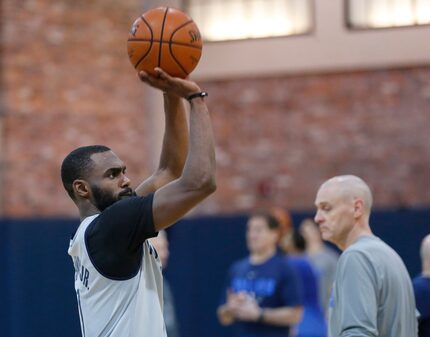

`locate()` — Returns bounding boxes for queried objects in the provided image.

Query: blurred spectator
[413,234,430,337]
[151,231,180,337]
[271,206,294,246]
[299,218,339,315]
[217,212,303,337]
[282,229,327,337]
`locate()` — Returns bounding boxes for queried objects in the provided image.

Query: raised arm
[139,68,216,231]
[135,91,188,196]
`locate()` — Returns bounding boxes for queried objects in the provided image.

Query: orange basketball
[127,7,203,78]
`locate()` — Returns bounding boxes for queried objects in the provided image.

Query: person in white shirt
[62,68,216,337]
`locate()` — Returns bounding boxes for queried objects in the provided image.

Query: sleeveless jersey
[68,213,166,337]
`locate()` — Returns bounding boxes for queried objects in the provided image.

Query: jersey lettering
[79,265,90,289]
[73,256,90,289]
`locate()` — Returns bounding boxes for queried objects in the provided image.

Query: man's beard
[90,185,118,212]
[90,185,135,212]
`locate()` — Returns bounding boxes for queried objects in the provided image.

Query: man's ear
[353,198,364,218]
[73,180,91,199]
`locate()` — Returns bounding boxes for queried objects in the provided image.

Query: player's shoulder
[350,236,404,266]
[73,214,99,240]
[346,235,389,255]
[101,195,152,214]
[339,241,374,268]
[340,236,396,271]
[94,194,154,230]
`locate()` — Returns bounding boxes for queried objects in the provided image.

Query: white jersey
[68,211,166,337]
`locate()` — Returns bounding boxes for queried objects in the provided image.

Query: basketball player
[61,68,216,337]
[314,175,417,337]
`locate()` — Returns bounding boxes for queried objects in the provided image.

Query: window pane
[187,0,313,41]
[347,0,430,29]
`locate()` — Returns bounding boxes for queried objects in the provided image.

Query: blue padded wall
[1,208,429,337]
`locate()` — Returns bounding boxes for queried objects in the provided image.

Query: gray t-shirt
[329,236,417,337]
[308,246,339,315]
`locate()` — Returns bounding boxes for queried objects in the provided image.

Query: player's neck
[250,247,276,264]
[79,203,101,221]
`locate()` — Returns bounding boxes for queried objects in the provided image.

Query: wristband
[187,91,208,101]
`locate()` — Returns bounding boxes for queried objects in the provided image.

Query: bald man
[413,235,430,337]
[314,175,417,337]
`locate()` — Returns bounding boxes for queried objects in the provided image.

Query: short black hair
[249,211,280,230]
[61,145,111,200]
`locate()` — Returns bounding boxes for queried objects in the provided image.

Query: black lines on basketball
[128,39,202,50]
[170,41,202,49]
[134,16,154,69]
[158,7,169,69]
[170,20,194,44]
[168,20,201,77]
[169,43,188,78]
[140,15,153,42]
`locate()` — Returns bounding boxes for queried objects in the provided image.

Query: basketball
[127,7,203,78]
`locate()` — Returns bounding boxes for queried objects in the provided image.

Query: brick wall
[3,0,148,216]
[201,67,430,214]
[3,1,430,217]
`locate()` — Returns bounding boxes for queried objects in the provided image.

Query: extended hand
[138,68,201,99]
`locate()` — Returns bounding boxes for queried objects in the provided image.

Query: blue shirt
[413,275,430,337]
[288,256,326,337]
[221,252,303,337]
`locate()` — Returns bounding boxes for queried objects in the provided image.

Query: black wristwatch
[187,91,208,101]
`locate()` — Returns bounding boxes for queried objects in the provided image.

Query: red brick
[3,1,430,216]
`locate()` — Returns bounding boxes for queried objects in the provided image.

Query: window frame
[183,0,316,43]
[345,0,430,31]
